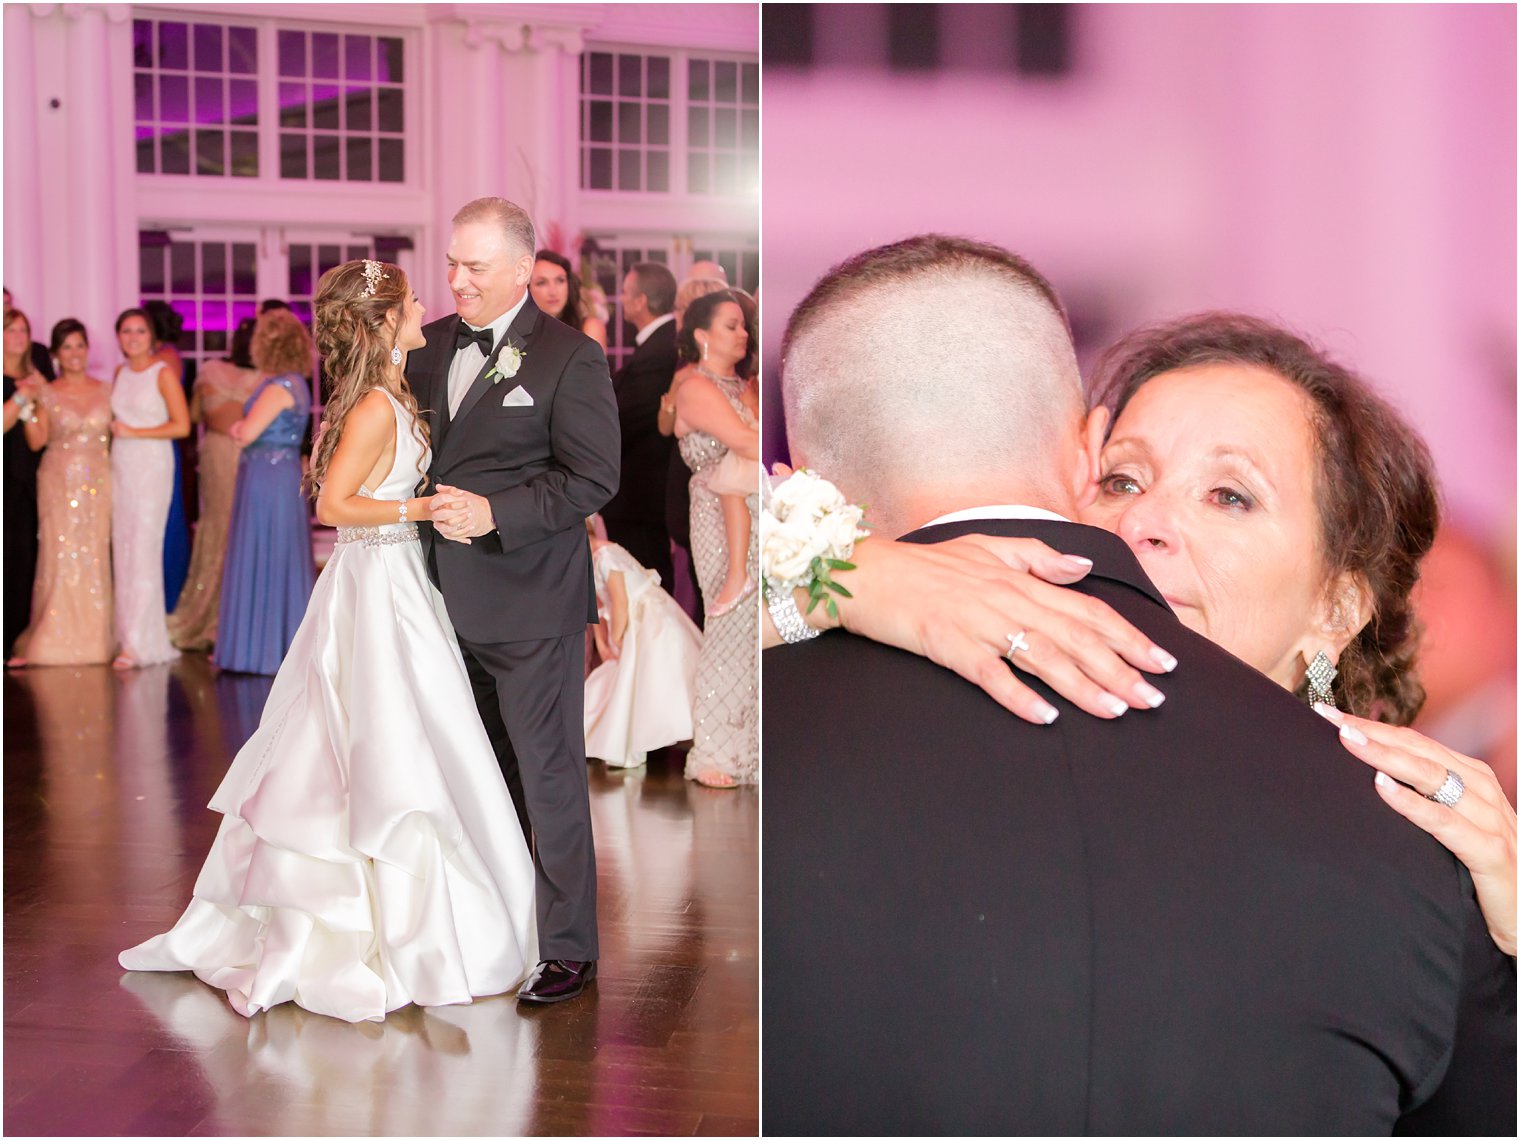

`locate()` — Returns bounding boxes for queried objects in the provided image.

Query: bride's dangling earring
[1306,650,1337,708]
[391,343,402,367]
[701,338,708,363]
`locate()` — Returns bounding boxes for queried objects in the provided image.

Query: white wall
[762,4,1516,536]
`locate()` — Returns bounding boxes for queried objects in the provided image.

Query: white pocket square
[500,385,534,408]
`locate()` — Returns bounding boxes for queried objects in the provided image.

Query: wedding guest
[659,276,730,624]
[584,516,703,769]
[4,308,47,658]
[672,288,760,787]
[213,309,315,675]
[144,301,193,609]
[764,236,1514,1133]
[110,307,189,669]
[3,288,57,380]
[604,262,680,590]
[8,319,114,666]
[531,249,608,350]
[688,291,758,616]
[168,317,261,651]
[259,298,291,314]
[687,260,728,285]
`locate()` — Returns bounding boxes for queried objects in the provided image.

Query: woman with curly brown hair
[121,260,537,1022]
[772,311,1515,957]
[212,308,316,674]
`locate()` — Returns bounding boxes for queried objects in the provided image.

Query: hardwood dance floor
[3,657,757,1136]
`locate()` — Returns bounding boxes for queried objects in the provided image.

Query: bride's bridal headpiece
[362,259,387,297]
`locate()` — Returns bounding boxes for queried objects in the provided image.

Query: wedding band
[1427,768,1465,808]
[1006,630,1031,658]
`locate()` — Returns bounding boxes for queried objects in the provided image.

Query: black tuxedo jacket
[406,300,620,643]
[602,319,677,528]
[763,519,1515,1136]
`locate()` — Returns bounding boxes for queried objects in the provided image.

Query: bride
[119,260,537,1022]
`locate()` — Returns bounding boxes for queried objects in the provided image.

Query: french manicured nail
[1339,722,1368,746]
[1134,681,1165,708]
[1035,701,1059,725]
[1374,771,1396,791]
[1150,647,1178,672]
[1312,702,1343,724]
[1063,555,1094,568]
[1100,693,1128,717]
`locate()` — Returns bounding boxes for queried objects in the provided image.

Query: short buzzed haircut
[781,234,1083,527]
[629,262,678,317]
[453,196,536,259]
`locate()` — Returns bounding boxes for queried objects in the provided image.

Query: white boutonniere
[485,341,526,385]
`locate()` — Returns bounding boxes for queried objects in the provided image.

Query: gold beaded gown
[678,373,759,785]
[19,381,114,665]
[168,361,260,651]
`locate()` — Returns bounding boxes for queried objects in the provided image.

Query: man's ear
[514,252,534,286]
[1073,405,1110,509]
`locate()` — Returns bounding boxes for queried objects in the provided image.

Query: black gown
[4,371,44,656]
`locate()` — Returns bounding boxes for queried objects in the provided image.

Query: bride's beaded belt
[335,523,419,547]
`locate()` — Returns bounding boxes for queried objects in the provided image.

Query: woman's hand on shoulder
[1319,706,1517,957]
[824,534,1177,725]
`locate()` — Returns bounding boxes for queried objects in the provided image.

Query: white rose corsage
[760,469,868,621]
[485,341,526,384]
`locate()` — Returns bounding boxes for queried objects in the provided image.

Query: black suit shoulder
[763,526,1512,1135]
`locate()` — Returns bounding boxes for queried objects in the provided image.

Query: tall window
[276,31,406,182]
[134,18,259,177]
[138,232,259,371]
[133,15,410,185]
[579,47,757,197]
[687,59,758,196]
[580,50,672,193]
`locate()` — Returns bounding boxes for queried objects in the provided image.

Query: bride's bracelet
[760,469,868,641]
[398,499,409,524]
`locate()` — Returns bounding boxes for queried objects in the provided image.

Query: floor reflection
[4,661,757,1136]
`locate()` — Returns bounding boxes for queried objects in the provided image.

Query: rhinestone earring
[390,345,402,366]
[1306,650,1337,708]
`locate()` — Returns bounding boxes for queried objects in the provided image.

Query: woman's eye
[1100,473,1141,495]
[1212,487,1253,510]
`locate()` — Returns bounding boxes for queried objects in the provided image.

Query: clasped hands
[429,484,494,544]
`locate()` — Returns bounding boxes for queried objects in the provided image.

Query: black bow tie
[456,325,495,355]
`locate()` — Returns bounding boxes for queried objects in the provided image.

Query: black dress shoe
[517,959,597,1004]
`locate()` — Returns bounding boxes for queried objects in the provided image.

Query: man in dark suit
[602,261,678,589]
[762,236,1515,1134]
[407,197,620,1005]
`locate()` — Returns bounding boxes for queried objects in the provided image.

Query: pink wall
[762,4,1516,539]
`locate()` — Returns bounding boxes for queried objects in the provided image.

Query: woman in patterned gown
[168,318,260,651]
[672,290,759,787]
[213,310,316,675]
[110,308,190,669]
[9,319,114,665]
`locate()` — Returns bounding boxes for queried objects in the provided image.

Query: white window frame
[132,7,423,196]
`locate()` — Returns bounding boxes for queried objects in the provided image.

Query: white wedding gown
[120,390,537,1022]
[584,543,703,768]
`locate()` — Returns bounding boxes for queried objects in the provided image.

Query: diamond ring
[1006,630,1031,658]
[1427,768,1466,808]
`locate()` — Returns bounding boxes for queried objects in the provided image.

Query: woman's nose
[1114,492,1180,553]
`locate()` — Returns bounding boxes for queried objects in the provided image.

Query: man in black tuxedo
[762,236,1515,1133]
[406,197,619,1004]
[601,261,678,589]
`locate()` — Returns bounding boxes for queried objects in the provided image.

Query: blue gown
[213,373,315,674]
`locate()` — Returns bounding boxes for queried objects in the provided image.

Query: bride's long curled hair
[306,259,430,498]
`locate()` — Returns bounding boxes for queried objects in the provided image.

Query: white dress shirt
[633,311,676,347]
[921,504,1072,528]
[448,293,529,419]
